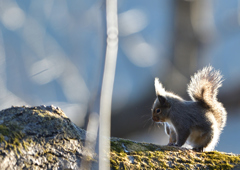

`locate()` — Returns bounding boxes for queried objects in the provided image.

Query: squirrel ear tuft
[154,78,166,96]
[158,95,167,106]
[155,78,170,107]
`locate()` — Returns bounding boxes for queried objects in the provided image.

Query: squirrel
[151,66,227,152]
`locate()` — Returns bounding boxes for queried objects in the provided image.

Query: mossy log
[0,106,239,170]
[0,105,96,170]
[111,138,240,170]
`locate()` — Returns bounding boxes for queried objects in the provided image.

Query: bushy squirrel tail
[187,65,223,107]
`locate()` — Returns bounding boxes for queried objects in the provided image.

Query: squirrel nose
[152,116,160,122]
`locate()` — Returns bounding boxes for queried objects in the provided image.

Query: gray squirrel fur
[151,66,227,152]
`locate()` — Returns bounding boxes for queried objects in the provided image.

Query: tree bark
[0,105,96,170]
[0,106,239,169]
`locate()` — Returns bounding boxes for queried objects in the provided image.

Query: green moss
[0,134,5,142]
[26,138,34,144]
[34,109,53,122]
[110,159,119,170]
[0,124,10,136]
[154,151,165,159]
[118,138,133,145]
[12,137,21,146]
[111,141,124,153]
[119,152,127,157]
[22,140,29,151]
[110,137,240,169]
[142,143,159,151]
[46,153,54,162]
[229,155,240,164]
[137,151,144,156]
[0,123,24,139]
[0,122,26,157]
[133,155,141,162]
[201,151,240,170]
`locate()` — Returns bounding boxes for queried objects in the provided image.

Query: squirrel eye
[156,108,161,113]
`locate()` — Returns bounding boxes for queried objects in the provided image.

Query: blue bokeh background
[0,0,240,153]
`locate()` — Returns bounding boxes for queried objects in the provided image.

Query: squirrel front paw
[192,147,203,152]
[167,143,181,147]
[167,143,175,146]
[172,143,183,147]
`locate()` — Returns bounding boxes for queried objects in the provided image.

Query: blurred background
[0,0,240,153]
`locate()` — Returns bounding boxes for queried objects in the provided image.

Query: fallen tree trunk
[110,138,240,170]
[0,106,239,170]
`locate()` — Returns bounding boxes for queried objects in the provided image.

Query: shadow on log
[0,106,239,170]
